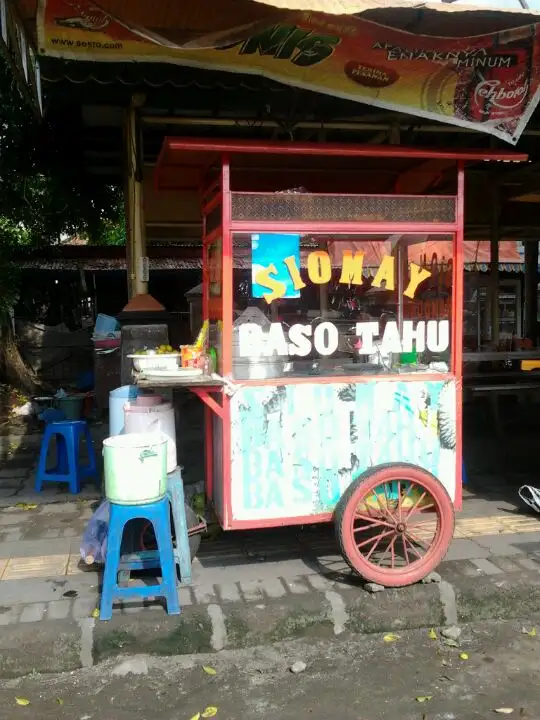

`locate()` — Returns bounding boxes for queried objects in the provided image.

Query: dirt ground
[0,619,539,720]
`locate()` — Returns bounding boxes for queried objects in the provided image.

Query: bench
[467,382,540,438]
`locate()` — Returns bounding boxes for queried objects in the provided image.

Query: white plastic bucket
[103,433,167,505]
[124,401,176,473]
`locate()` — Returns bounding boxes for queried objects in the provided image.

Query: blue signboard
[251,233,301,300]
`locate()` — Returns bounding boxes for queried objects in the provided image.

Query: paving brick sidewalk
[0,484,539,623]
[3,425,540,676]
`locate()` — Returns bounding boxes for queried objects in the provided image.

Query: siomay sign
[238,319,450,358]
[254,250,433,304]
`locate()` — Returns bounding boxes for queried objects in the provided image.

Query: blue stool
[35,420,97,494]
[118,466,193,585]
[100,496,180,621]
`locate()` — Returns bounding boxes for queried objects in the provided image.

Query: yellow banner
[38,0,540,144]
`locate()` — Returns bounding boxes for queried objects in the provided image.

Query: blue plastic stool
[118,466,193,585]
[35,420,97,494]
[100,496,180,621]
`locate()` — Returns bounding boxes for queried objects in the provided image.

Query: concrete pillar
[490,172,500,345]
[124,94,148,299]
[524,239,538,342]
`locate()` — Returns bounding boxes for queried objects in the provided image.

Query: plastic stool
[118,466,193,585]
[100,497,180,621]
[35,420,97,494]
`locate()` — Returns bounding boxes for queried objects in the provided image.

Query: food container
[103,432,167,505]
[127,353,181,372]
[181,345,201,368]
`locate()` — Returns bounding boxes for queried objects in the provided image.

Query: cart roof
[155,136,528,191]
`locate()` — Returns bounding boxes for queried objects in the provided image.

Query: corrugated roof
[19,257,251,270]
[21,257,525,274]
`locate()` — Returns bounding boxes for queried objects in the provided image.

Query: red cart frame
[154,137,526,585]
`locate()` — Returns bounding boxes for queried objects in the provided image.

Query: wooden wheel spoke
[357,528,394,550]
[354,513,395,531]
[374,485,397,523]
[403,490,427,521]
[407,518,437,536]
[401,534,410,565]
[402,534,423,560]
[377,534,398,568]
[396,480,402,522]
[405,529,430,551]
[399,481,415,505]
[407,502,435,521]
[363,529,395,560]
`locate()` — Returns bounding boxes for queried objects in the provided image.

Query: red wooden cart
[143,137,526,587]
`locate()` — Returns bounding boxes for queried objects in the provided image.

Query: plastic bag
[80,500,109,564]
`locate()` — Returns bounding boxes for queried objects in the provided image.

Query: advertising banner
[38,0,540,144]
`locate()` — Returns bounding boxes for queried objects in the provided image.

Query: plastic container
[109,385,140,436]
[399,351,418,365]
[103,433,167,505]
[94,313,120,336]
[127,353,180,372]
[180,345,201,368]
[55,394,85,420]
[124,401,176,473]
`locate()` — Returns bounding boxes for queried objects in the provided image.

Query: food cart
[139,137,526,587]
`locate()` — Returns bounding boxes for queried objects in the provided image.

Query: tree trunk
[0,312,38,394]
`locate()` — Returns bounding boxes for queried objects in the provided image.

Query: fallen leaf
[529,628,536,637]
[15,503,37,511]
[460,652,469,660]
[90,608,100,619]
[416,696,432,703]
[63,590,78,599]
[15,697,30,706]
[202,708,218,718]
[383,633,399,642]
[428,628,437,640]
[56,698,64,706]
[494,710,514,715]
[188,714,201,720]
[443,638,459,648]
[202,666,217,676]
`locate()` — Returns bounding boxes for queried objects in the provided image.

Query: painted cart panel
[230,379,456,521]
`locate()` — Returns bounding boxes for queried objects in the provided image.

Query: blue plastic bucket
[95,313,120,336]
[109,385,140,436]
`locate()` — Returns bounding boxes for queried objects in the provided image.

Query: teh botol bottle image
[454,25,536,134]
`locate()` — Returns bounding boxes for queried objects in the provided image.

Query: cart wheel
[335,463,454,587]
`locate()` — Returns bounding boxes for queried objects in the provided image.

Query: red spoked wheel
[335,463,454,587]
